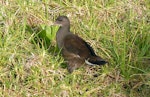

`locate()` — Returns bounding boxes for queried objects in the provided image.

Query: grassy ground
[0,0,150,97]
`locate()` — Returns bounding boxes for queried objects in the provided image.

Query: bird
[54,16,107,73]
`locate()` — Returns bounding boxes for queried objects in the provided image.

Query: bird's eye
[57,18,63,21]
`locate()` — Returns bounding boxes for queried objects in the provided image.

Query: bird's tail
[85,56,107,66]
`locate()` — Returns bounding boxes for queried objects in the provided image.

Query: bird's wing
[63,34,96,58]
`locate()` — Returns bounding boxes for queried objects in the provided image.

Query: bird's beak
[46,21,54,26]
[53,21,62,26]
[48,21,62,26]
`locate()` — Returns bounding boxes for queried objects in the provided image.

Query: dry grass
[0,0,150,97]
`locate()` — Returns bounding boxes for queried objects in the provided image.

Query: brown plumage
[55,16,107,73]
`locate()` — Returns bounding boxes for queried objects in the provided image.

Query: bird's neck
[58,25,70,33]
[56,26,72,48]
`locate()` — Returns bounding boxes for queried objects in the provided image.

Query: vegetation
[0,0,150,96]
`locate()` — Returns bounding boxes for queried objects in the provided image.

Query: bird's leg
[67,64,77,73]
[67,58,85,73]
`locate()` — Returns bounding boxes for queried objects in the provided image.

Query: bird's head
[54,16,70,27]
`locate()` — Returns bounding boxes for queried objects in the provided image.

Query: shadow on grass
[26,25,57,52]
[25,25,68,69]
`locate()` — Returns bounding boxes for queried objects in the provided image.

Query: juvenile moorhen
[55,16,107,73]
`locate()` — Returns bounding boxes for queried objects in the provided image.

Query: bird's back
[62,34,95,58]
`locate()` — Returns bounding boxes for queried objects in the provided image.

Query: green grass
[0,0,150,96]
